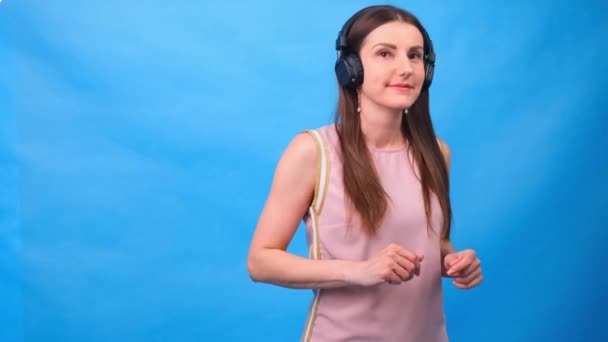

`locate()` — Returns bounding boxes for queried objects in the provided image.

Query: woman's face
[358,21,426,112]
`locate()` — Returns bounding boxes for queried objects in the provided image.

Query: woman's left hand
[443,249,483,289]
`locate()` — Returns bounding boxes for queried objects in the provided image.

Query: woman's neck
[359,100,405,150]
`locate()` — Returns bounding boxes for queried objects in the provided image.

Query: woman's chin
[385,103,414,112]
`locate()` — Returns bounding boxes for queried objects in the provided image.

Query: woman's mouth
[387,83,414,90]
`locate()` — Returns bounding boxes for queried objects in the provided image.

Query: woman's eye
[379,50,391,58]
[409,52,423,60]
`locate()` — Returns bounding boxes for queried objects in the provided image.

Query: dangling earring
[357,90,361,113]
[403,108,409,115]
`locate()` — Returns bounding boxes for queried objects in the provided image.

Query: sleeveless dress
[301,124,448,342]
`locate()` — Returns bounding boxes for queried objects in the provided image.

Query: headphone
[334,6,436,91]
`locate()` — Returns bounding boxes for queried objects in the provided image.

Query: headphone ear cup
[335,53,364,89]
[423,63,434,90]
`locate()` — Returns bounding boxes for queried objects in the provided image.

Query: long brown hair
[335,6,452,240]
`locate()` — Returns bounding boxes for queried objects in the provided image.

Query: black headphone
[334,6,436,91]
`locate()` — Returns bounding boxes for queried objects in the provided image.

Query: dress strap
[305,128,331,217]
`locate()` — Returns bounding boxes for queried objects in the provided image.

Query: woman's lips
[388,83,413,90]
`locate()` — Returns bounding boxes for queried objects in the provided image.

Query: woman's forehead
[361,21,424,49]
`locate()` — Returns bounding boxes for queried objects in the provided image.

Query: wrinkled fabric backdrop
[1,0,607,341]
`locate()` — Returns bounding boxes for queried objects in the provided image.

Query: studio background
[1,0,607,341]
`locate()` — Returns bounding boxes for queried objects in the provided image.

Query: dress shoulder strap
[304,128,331,216]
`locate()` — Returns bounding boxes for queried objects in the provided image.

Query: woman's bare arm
[247,132,357,289]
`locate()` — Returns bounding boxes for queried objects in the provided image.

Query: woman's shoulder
[307,123,337,136]
[284,124,336,159]
[284,131,318,167]
[435,136,451,171]
[435,136,449,153]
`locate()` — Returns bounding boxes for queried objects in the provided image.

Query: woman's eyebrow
[372,43,397,49]
[372,43,424,51]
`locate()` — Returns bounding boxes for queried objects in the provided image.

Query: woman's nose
[397,56,414,77]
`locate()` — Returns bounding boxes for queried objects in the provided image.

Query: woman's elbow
[247,251,264,283]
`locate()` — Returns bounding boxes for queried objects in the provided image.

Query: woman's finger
[454,267,482,285]
[453,274,484,289]
[446,256,471,276]
[395,254,418,276]
[455,258,481,277]
[390,260,412,281]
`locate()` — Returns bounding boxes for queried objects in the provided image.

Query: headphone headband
[335,6,435,63]
[335,6,380,51]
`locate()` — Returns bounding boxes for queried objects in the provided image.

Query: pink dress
[301,124,448,342]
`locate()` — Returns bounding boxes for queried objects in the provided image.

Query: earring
[403,108,409,115]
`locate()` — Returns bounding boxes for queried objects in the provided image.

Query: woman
[248,5,483,341]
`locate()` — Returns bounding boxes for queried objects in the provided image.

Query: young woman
[248,5,483,341]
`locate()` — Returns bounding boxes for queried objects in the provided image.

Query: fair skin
[248,21,482,290]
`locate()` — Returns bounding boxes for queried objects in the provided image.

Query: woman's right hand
[349,243,424,287]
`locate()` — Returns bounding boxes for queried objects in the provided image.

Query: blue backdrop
[2,0,607,341]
